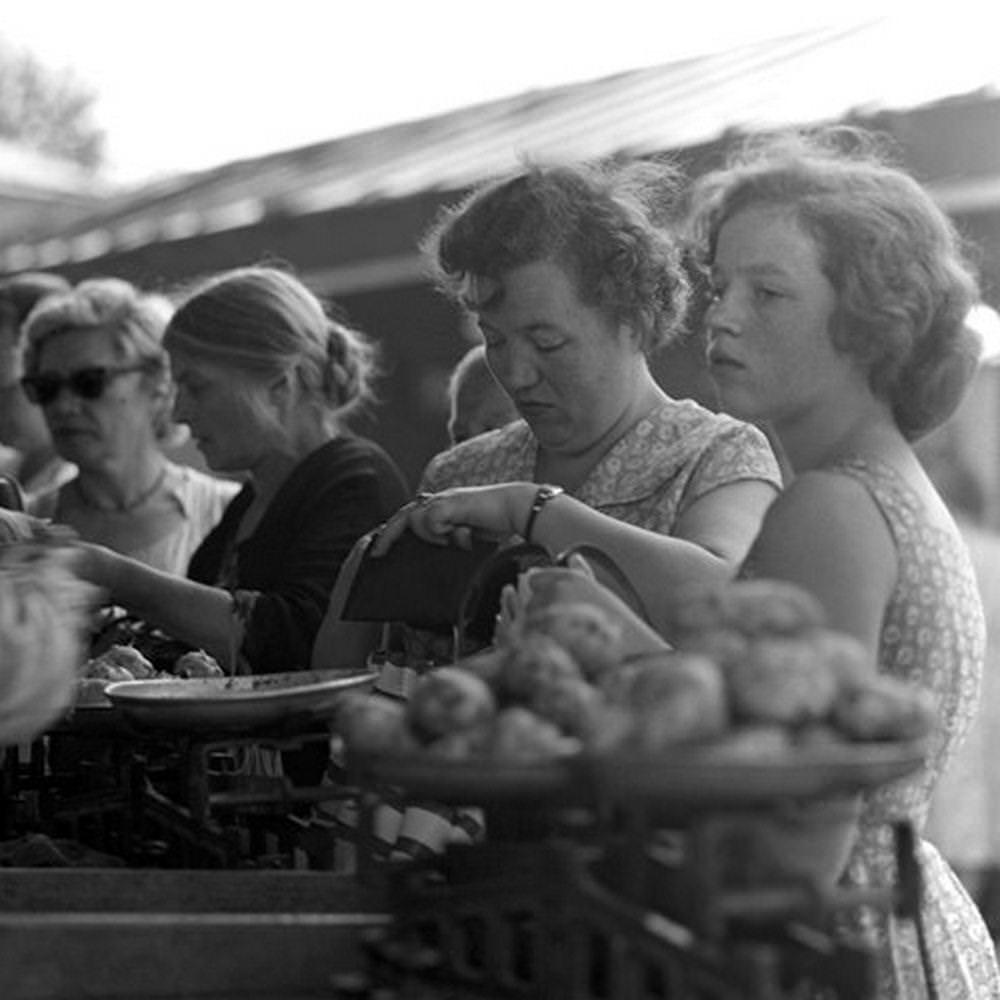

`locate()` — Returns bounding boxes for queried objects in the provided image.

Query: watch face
[524,484,564,544]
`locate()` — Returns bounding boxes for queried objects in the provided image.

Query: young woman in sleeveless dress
[685,128,999,999]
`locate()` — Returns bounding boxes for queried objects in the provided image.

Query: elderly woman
[21,278,238,574]
[351,160,782,645]
[71,266,409,675]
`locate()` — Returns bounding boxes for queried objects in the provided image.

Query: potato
[174,650,224,678]
[528,676,605,738]
[523,601,623,682]
[624,652,730,749]
[728,636,839,725]
[336,691,415,753]
[87,643,155,679]
[487,707,580,760]
[832,675,937,742]
[670,579,826,639]
[407,666,497,742]
[498,633,582,702]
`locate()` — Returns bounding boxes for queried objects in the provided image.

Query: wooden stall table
[0,867,389,1000]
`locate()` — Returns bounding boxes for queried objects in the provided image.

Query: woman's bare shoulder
[747,466,896,598]
[757,468,886,543]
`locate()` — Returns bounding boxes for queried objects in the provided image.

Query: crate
[359,837,883,1000]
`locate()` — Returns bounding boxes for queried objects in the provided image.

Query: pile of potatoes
[338,578,936,763]
[76,645,224,705]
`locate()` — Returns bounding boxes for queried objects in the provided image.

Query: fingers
[368,505,414,556]
[562,552,597,579]
[369,492,452,556]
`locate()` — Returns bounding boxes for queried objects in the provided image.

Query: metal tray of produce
[346,748,585,804]
[105,668,374,734]
[587,737,928,807]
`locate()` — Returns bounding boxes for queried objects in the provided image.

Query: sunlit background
[1,0,999,516]
[2,0,992,185]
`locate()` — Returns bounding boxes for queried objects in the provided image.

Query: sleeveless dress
[832,458,1000,998]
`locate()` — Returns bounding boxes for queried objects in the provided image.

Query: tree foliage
[0,38,105,169]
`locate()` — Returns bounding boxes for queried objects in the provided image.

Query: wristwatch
[523,484,565,544]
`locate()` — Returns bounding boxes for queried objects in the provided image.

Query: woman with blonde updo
[70,265,409,675]
[22,277,237,573]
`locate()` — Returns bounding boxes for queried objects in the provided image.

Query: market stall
[0,544,935,999]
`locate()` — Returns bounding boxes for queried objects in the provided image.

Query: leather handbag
[340,529,551,636]
[339,527,649,644]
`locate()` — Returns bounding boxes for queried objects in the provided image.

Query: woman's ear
[267,369,296,409]
[618,322,642,349]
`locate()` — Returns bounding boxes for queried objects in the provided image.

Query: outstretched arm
[369,478,778,642]
[75,543,236,665]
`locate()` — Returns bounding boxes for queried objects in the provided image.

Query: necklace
[74,465,169,514]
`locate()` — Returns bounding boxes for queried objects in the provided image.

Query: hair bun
[892,322,982,440]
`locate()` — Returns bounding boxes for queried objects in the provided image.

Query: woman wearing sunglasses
[21,277,238,574]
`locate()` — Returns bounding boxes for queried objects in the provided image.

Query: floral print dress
[833,458,1000,998]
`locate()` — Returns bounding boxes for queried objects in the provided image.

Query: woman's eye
[535,340,564,354]
[755,286,783,302]
[531,330,567,353]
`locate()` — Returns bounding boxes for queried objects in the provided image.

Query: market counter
[0,869,389,1000]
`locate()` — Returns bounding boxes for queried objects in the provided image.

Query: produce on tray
[76,642,224,706]
[340,577,936,763]
[0,544,99,744]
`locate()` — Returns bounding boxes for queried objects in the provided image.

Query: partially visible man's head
[447,344,518,445]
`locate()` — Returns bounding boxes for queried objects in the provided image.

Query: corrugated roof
[4,17,999,272]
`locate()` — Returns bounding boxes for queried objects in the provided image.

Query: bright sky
[0,0,994,185]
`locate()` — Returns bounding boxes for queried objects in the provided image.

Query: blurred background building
[0,20,998,507]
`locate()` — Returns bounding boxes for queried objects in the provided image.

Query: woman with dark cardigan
[71,265,409,675]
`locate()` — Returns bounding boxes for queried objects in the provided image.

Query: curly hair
[164,265,379,421]
[421,158,692,353]
[686,128,981,440]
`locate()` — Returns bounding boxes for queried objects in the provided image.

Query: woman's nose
[706,289,742,335]
[495,343,538,392]
[46,387,82,416]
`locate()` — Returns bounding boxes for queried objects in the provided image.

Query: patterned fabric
[925,518,1000,872]
[831,457,1000,999]
[421,396,782,530]
[383,396,781,860]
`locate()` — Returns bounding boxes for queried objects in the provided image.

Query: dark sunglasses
[21,364,150,406]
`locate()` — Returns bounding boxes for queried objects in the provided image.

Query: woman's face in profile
[473,258,642,456]
[171,353,271,473]
[32,327,159,469]
[705,204,846,429]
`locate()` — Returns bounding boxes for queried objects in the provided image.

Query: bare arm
[77,543,236,665]
[370,478,778,642]
[741,471,896,660]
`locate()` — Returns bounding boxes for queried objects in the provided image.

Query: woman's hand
[369,483,536,556]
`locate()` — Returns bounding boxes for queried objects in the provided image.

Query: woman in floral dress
[686,128,999,998]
